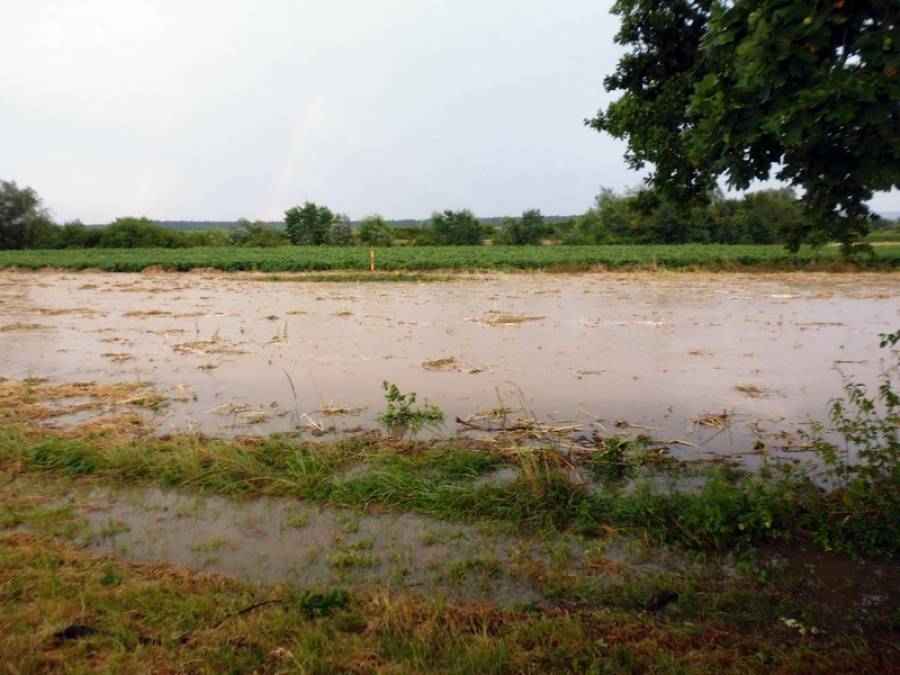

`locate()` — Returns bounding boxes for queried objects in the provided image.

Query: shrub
[99,217,185,248]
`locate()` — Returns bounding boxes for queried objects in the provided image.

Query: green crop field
[1,244,899,273]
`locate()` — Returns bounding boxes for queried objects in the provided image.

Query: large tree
[0,180,55,250]
[284,201,335,246]
[591,0,899,250]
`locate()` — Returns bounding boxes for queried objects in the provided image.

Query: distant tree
[0,180,55,250]
[56,220,90,248]
[98,217,183,248]
[567,186,801,245]
[739,189,804,246]
[285,201,335,245]
[358,214,393,246]
[569,188,640,244]
[592,0,900,251]
[497,209,547,245]
[228,219,288,247]
[177,228,231,247]
[426,209,483,245]
[329,213,354,245]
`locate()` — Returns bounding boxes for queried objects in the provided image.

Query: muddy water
[1,271,898,460]
[62,484,671,605]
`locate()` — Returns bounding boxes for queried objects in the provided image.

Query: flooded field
[1,270,898,463]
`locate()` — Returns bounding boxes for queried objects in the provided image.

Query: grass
[1,243,899,272]
[1,364,897,559]
[1,530,895,673]
[0,416,894,559]
[2,368,899,671]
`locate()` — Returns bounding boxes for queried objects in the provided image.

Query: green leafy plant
[298,588,350,618]
[809,332,900,557]
[377,381,444,429]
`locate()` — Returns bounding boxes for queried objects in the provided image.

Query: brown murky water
[1,271,898,461]
[47,483,679,606]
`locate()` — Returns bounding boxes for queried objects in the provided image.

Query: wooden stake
[369,245,376,272]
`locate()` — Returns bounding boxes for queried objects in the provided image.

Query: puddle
[759,542,900,624]
[54,484,682,606]
[2,271,899,466]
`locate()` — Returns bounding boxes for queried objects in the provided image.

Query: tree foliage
[285,202,335,246]
[228,219,288,247]
[497,209,546,245]
[426,210,483,245]
[592,0,900,250]
[98,217,184,248]
[569,186,804,245]
[358,215,393,246]
[589,1,716,206]
[329,213,354,245]
[0,180,55,250]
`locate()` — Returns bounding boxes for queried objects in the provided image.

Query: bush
[807,330,900,557]
[98,217,185,248]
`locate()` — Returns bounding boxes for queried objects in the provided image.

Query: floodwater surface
[1,270,898,461]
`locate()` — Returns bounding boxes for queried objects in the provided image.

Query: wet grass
[1,530,895,673]
[1,243,899,272]
[1,420,896,560]
[1,421,898,670]
[2,367,898,670]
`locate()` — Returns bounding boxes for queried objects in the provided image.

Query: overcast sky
[2,1,897,223]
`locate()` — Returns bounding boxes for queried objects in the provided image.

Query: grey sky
[2,1,897,223]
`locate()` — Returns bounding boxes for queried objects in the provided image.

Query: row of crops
[1,245,898,272]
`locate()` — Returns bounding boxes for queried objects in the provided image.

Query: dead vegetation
[172,339,246,356]
[735,384,768,398]
[422,357,459,371]
[205,402,282,425]
[316,404,365,417]
[692,411,731,428]
[0,322,50,332]
[101,352,135,364]
[478,311,545,326]
[0,378,166,436]
[124,309,204,319]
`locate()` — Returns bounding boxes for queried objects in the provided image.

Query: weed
[297,588,350,618]
[326,550,380,569]
[377,381,444,429]
[805,333,900,557]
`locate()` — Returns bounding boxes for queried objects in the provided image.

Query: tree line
[2,179,897,250]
